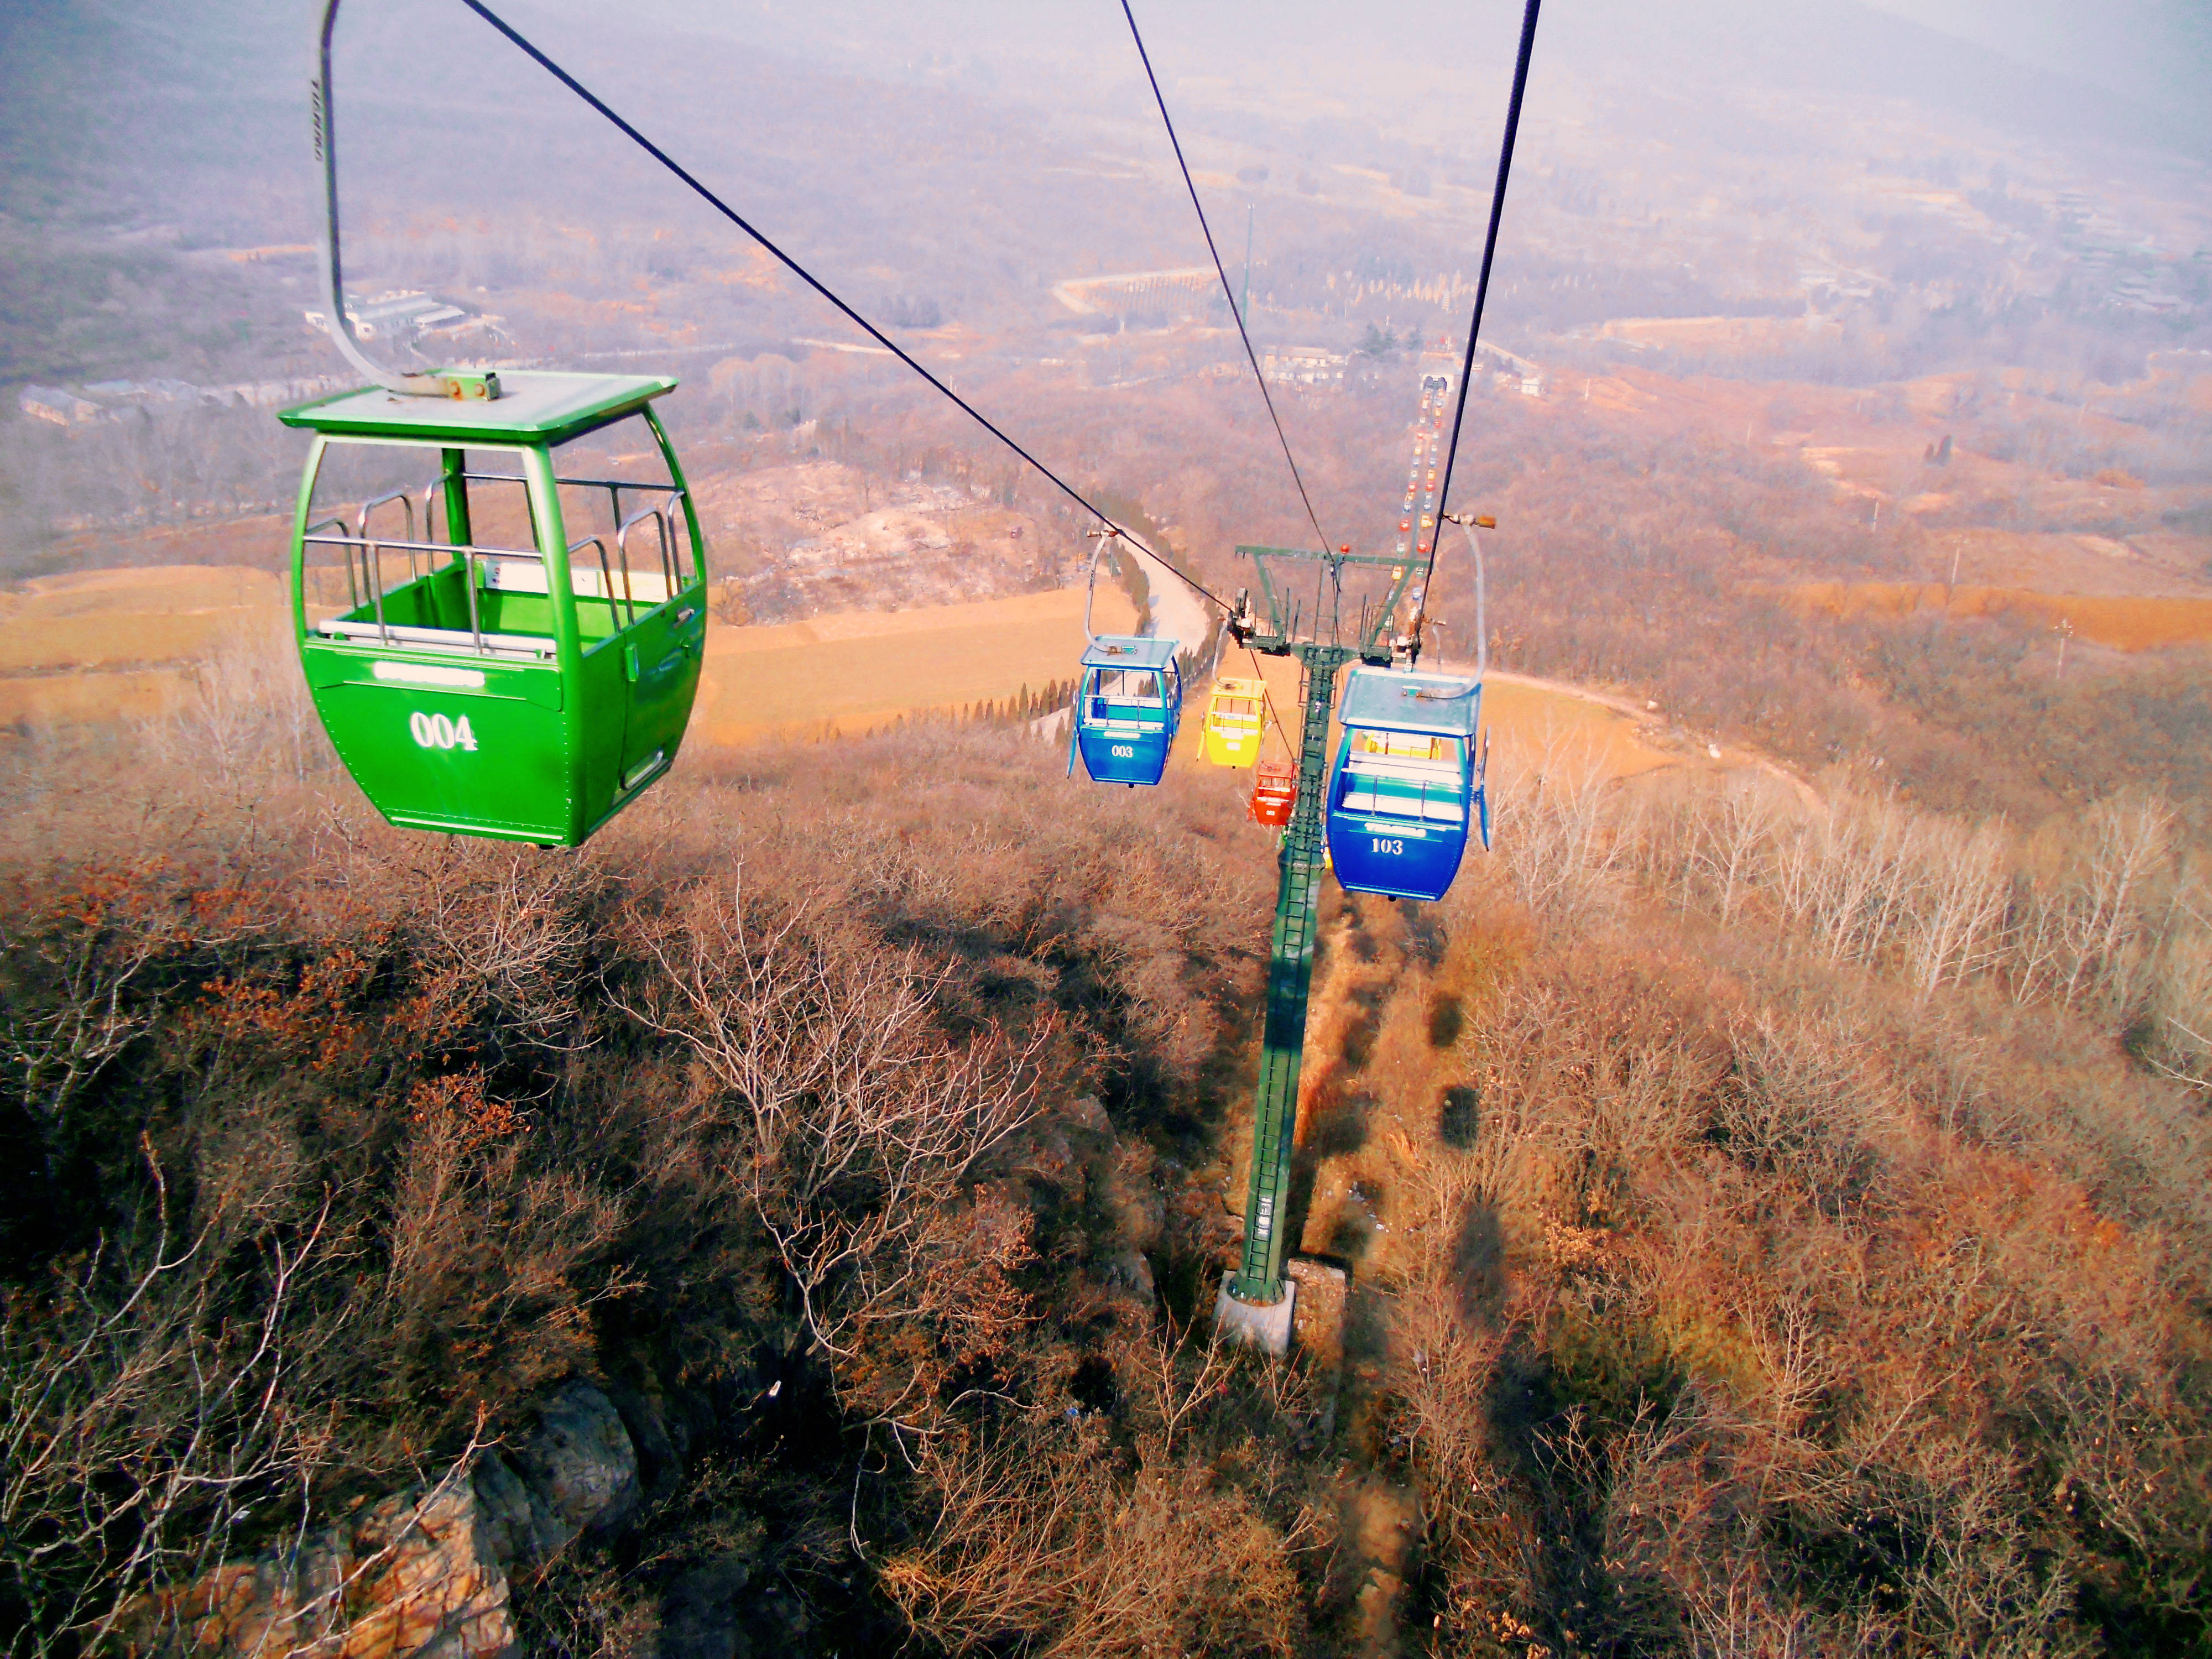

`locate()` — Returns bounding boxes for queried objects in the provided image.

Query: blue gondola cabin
[1071,634,1183,786]
[1326,667,1486,901]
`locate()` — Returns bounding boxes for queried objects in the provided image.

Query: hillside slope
[2,671,2207,1656]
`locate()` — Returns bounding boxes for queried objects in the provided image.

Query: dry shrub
[879,1420,1312,1658]
[1387,860,2211,1656]
[2143,917,2212,1089]
[0,717,1287,1652]
[377,1078,633,1415]
[1,1153,352,1652]
[1436,944,1724,1229]
[137,627,328,804]
[613,878,1054,1421]
[1718,1007,1901,1215]
[0,860,195,1141]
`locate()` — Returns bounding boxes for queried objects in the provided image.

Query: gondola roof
[1081,635,1181,672]
[279,371,676,446]
[1338,669,1481,737]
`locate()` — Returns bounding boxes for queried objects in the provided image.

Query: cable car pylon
[1213,541,1424,1345]
[1187,0,1542,1350]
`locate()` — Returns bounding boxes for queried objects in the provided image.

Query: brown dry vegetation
[0,645,1345,1657]
[1403,416,2212,835]
[2,615,2209,1658]
[1296,748,2212,1657]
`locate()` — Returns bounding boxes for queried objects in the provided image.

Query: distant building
[217,377,350,408]
[81,378,201,408]
[1473,341,1540,379]
[1052,267,1215,326]
[17,375,349,430]
[303,290,503,344]
[1261,347,1347,385]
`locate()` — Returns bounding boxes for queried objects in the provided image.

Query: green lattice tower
[1226,545,1417,1306]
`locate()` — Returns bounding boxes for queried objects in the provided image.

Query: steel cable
[1422,0,1544,639]
[1120,0,1335,559]
[455,0,1232,615]
[1244,645,1298,758]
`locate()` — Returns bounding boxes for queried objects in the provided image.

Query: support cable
[455,0,1231,614]
[1245,644,1298,757]
[1420,0,1543,641]
[1120,0,1334,559]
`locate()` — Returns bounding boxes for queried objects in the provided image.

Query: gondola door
[601,411,706,822]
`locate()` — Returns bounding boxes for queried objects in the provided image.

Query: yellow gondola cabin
[1201,675,1270,767]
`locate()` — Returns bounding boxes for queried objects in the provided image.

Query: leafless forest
[3,629,2208,1655]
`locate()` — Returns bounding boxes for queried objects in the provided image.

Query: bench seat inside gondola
[1088,693,1169,728]
[315,554,678,657]
[1336,732,1468,823]
[1337,769,1468,823]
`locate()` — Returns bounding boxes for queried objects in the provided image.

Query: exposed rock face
[118,1382,639,1659]
[1099,1150,1166,1250]
[1100,1246,1157,1306]
[656,1555,757,1659]
[478,1380,642,1566]
[1030,1096,1165,1312]
[117,1472,515,1659]
[335,1478,518,1659]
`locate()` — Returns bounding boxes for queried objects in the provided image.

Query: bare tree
[2,1160,346,1656]
[1689,773,1784,928]
[1903,815,2011,998]
[1491,733,1631,928]
[615,879,1052,1416]
[2058,790,2173,1008]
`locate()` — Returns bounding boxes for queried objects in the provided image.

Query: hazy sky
[1858,0,2209,127]
[3,0,2205,248]
[596,0,2212,158]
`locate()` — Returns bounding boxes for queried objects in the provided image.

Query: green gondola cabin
[279,370,708,846]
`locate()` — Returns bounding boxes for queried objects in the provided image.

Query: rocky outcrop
[119,1382,639,1659]
[476,1380,641,1567]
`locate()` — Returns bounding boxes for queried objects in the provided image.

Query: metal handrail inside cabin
[571,536,621,636]
[304,462,693,659]
[356,487,417,583]
[615,502,679,618]
[303,527,550,656]
[450,467,692,617]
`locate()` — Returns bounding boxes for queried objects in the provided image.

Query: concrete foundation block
[1213,1273,1297,1357]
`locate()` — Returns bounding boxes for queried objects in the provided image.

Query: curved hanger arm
[314,0,496,399]
[1464,519,1486,681]
[1082,528,1119,641]
[1436,512,1488,680]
